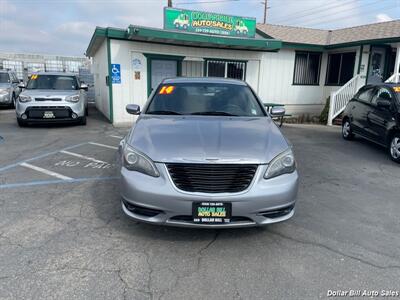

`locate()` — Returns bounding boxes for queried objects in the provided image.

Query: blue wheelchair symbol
[111,64,121,84]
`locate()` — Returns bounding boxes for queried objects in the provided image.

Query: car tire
[85,106,89,116]
[80,116,87,126]
[389,133,400,163]
[342,119,354,140]
[17,118,26,127]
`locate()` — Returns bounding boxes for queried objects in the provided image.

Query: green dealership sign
[164,7,256,38]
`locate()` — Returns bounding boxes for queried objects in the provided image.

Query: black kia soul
[341,83,400,163]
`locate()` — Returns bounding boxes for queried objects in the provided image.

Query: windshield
[146,83,265,117]
[0,73,10,83]
[26,75,78,90]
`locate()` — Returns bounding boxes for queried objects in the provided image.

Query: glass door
[151,60,178,91]
[367,46,387,84]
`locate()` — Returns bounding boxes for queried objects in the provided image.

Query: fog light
[21,114,27,120]
[71,113,78,119]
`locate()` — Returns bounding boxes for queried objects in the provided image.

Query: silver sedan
[118,77,299,228]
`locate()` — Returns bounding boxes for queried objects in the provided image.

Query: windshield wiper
[191,111,238,116]
[147,110,182,115]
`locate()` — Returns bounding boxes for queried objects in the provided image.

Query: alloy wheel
[342,121,350,138]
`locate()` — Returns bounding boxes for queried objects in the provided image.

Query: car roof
[32,72,77,76]
[363,83,400,89]
[162,77,247,86]
[384,83,400,89]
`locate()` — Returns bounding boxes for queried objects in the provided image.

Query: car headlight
[65,95,80,103]
[19,95,32,102]
[264,148,296,179]
[123,144,159,177]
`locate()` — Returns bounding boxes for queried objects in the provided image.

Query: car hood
[0,83,11,89]
[21,89,78,99]
[128,115,290,164]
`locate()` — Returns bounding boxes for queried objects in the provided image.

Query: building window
[293,51,321,85]
[206,60,246,80]
[326,52,356,85]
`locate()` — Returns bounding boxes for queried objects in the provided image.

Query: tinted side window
[371,87,393,106]
[357,88,375,103]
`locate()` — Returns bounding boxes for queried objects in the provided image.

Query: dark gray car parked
[341,83,400,162]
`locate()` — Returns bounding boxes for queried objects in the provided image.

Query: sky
[0,0,399,57]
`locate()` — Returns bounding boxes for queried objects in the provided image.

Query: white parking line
[59,150,108,164]
[20,162,72,180]
[109,135,124,139]
[88,142,118,150]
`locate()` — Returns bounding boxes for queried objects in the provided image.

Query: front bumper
[0,93,11,105]
[15,100,85,122]
[120,163,299,228]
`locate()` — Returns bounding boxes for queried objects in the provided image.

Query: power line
[305,0,392,26]
[303,2,395,27]
[175,0,239,5]
[269,0,357,24]
[286,0,383,26]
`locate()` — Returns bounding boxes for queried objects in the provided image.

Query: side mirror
[18,82,25,89]
[376,98,391,108]
[126,104,140,115]
[271,106,285,117]
[80,83,88,91]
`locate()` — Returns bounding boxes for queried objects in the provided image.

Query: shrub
[319,96,330,124]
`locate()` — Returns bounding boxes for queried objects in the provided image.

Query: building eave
[127,25,282,51]
[86,25,282,56]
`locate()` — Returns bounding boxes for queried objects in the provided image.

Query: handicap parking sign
[111,64,121,84]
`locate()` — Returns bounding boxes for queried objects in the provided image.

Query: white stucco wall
[92,39,110,120]
[109,39,264,126]
[257,49,329,116]
[99,38,371,125]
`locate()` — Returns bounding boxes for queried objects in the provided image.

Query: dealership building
[86,8,400,126]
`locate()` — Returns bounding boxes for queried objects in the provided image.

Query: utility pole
[262,0,268,24]
[168,0,173,7]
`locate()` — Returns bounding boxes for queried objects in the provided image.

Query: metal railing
[385,73,400,83]
[327,74,365,126]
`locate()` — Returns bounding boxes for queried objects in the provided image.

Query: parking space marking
[109,135,124,139]
[20,162,72,180]
[60,150,108,164]
[0,142,87,173]
[88,142,118,150]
